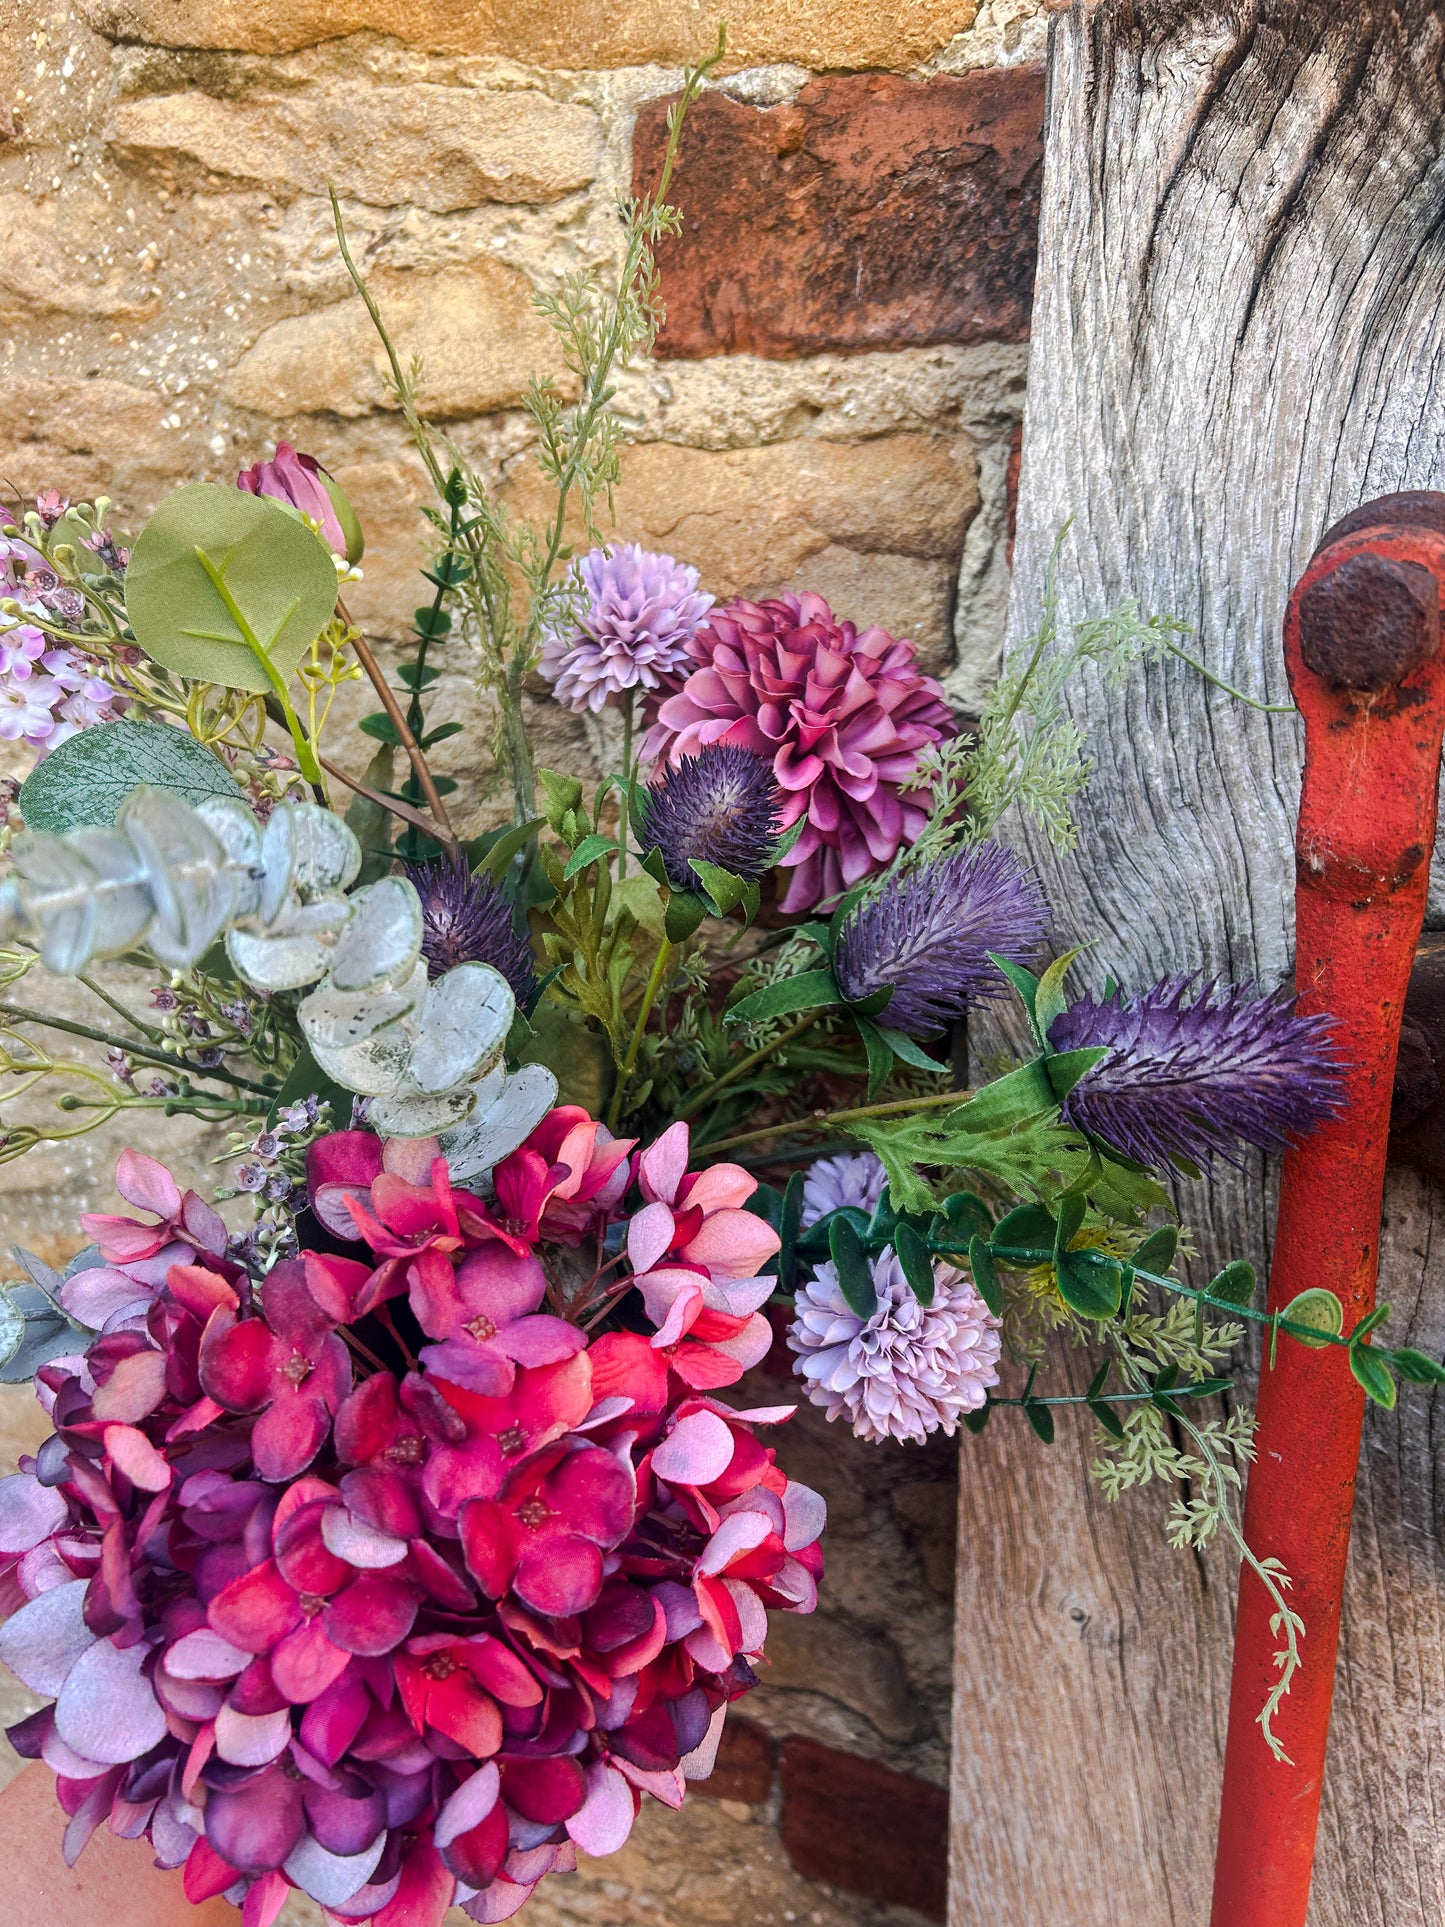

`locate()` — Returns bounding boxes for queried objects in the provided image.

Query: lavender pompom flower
[834,843,1048,1038]
[1048,976,1345,1173]
[800,1150,887,1229]
[403,853,537,1007]
[539,542,714,714]
[640,744,782,890]
[787,1249,1002,1445]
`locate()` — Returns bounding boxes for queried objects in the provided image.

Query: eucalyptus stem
[608,937,674,1131]
[337,596,458,850]
[676,1012,822,1120]
[0,1002,273,1095]
[696,1086,968,1162]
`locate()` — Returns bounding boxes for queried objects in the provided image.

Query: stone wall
[0,1,1048,1920]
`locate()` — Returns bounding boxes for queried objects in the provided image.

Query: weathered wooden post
[951,5,1445,1923]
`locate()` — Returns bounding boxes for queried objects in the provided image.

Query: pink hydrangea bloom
[646,592,956,912]
[0,1129,823,1924]
[787,1249,1001,1444]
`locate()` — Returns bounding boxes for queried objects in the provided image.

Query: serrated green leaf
[563,834,620,881]
[1385,1346,1445,1384]
[125,482,339,692]
[1350,1345,1397,1409]
[1280,1287,1344,1348]
[1045,1045,1109,1102]
[664,888,709,943]
[537,768,584,837]
[830,1216,876,1319]
[1131,1225,1179,1278]
[968,1234,1002,1316]
[1033,945,1091,1046]
[1024,1401,1056,1443]
[876,1025,950,1075]
[1209,1259,1257,1308]
[689,858,747,915]
[1056,1247,1122,1320]
[894,1222,935,1306]
[19,719,241,834]
[725,969,843,1027]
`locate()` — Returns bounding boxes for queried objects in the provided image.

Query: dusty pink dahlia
[786,1249,1001,1444]
[646,593,956,912]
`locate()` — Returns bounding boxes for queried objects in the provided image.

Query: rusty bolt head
[1298,552,1440,691]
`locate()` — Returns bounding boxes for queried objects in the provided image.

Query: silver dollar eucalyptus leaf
[286,805,361,903]
[305,1019,414,1097]
[6,830,144,974]
[120,787,236,969]
[226,927,332,993]
[439,1063,560,1182]
[0,1285,23,1371]
[68,829,155,957]
[299,961,427,1054]
[196,796,264,921]
[327,876,423,994]
[370,1076,483,1139]
[258,805,298,926]
[406,962,513,1096]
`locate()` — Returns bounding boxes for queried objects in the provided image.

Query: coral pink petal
[104,1422,172,1490]
[373,1841,455,1927]
[492,1316,588,1367]
[210,1559,306,1654]
[678,1163,756,1214]
[514,1534,603,1617]
[435,1762,500,1850]
[637,1122,689,1205]
[90,1346,169,1422]
[698,1509,774,1575]
[463,1877,536,1922]
[626,1201,676,1275]
[681,1211,781,1278]
[271,1617,353,1704]
[322,1571,419,1655]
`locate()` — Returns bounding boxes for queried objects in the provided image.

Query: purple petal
[164,1627,252,1680]
[462,1877,536,1922]
[566,1762,635,1856]
[206,1765,307,1874]
[416,1339,514,1397]
[55,1635,168,1763]
[61,1766,123,1867]
[650,1409,735,1487]
[320,1505,409,1570]
[302,1778,387,1856]
[0,1471,67,1555]
[493,1316,588,1368]
[435,1763,500,1850]
[60,1266,154,1329]
[215,1701,293,1766]
[0,1577,95,1692]
[781,1478,827,1550]
[284,1831,388,1908]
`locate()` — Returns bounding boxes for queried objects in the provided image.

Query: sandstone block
[780,1737,948,1920]
[762,1609,923,1742]
[694,1716,776,1805]
[634,67,1045,358]
[225,261,561,419]
[109,83,601,213]
[0,379,177,518]
[79,0,980,72]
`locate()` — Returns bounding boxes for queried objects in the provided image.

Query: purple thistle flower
[539,543,714,715]
[402,854,537,1007]
[640,744,782,890]
[1048,976,1346,1172]
[833,843,1048,1039]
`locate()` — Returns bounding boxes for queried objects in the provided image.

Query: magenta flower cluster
[0,1121,823,1927]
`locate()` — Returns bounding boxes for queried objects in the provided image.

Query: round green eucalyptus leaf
[1280,1287,1344,1348]
[19,720,242,834]
[124,482,340,693]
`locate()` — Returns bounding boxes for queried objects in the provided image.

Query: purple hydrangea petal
[834,843,1048,1038]
[0,1577,95,1693]
[284,1829,389,1907]
[0,1470,68,1555]
[1049,977,1346,1172]
[55,1635,168,1763]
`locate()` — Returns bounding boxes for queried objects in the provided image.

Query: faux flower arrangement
[0,34,1437,1926]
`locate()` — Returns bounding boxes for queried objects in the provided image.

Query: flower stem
[608,937,673,1131]
[1163,639,1298,715]
[617,690,634,880]
[0,1002,273,1094]
[696,1087,969,1162]
[676,1013,822,1120]
[337,596,458,849]
[76,972,165,1044]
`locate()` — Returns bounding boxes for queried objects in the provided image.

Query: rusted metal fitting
[1298,553,1440,690]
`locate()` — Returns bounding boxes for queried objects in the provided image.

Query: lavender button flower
[1048,976,1345,1172]
[403,854,537,1007]
[800,1151,887,1229]
[539,543,714,715]
[834,843,1049,1038]
[787,1248,1002,1445]
[640,744,782,890]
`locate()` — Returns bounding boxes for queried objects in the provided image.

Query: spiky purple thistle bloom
[403,853,537,1006]
[640,744,782,890]
[539,543,714,714]
[1048,976,1346,1172]
[833,843,1048,1039]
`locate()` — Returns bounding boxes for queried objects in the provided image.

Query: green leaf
[1350,1345,1397,1409]
[563,834,621,881]
[537,768,585,837]
[963,1401,992,1434]
[1056,1247,1123,1320]
[1131,1225,1179,1278]
[1280,1287,1344,1348]
[412,605,452,639]
[942,1191,993,1242]
[359,713,403,745]
[422,721,465,747]
[778,1171,804,1295]
[18,719,241,833]
[876,1025,950,1075]
[894,1223,935,1306]
[1089,1400,1126,1441]
[1086,1360,1111,1400]
[725,969,843,1027]
[990,1202,1058,1258]
[689,858,748,915]
[318,467,365,564]
[968,1234,1002,1316]
[1045,1046,1109,1102]
[125,483,340,692]
[1024,1400,1056,1444]
[829,1216,876,1319]
[853,1015,895,1101]
[1348,1304,1391,1342]
[473,818,545,882]
[770,816,807,864]
[1385,1346,1445,1384]
[1209,1260,1257,1308]
[739,878,761,928]
[989,954,1040,1024]
[345,743,396,887]
[796,919,833,961]
[1033,946,1089,1046]
[640,846,671,890]
[1054,1192,1086,1256]
[664,889,709,943]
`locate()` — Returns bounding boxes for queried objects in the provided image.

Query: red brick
[779,1736,948,1921]
[693,1715,777,1804]
[633,69,1045,361]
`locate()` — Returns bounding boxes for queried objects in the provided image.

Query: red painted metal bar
[1210,493,1445,1925]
